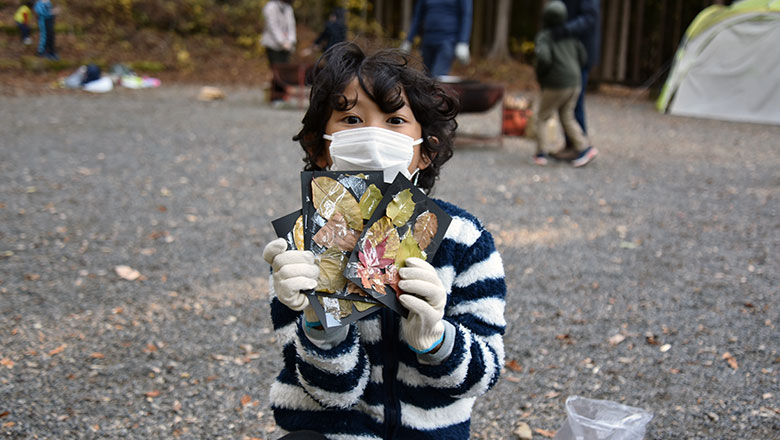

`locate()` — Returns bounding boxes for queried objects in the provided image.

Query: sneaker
[23,37,32,45]
[533,152,548,166]
[549,147,580,161]
[572,146,599,167]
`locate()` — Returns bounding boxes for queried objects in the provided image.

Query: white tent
[657,0,780,125]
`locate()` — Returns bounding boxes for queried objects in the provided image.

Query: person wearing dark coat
[313,7,346,53]
[547,0,600,161]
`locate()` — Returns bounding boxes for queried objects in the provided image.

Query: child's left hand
[398,258,446,353]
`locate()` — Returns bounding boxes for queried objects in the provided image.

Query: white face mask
[324,127,423,184]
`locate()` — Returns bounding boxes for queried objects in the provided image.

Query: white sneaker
[572,147,598,167]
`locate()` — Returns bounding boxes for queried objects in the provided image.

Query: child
[533,0,597,167]
[33,0,58,60]
[14,1,33,45]
[262,42,506,439]
[261,0,296,105]
[312,7,346,53]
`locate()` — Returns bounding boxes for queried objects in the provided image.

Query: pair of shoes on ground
[544,146,599,167]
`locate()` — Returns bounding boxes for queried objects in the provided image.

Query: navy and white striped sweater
[268,199,506,439]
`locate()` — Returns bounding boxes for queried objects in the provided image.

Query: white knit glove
[263,238,319,316]
[398,258,446,353]
[455,42,470,65]
[400,40,412,54]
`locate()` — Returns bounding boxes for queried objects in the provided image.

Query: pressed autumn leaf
[386,188,415,227]
[356,264,386,295]
[395,230,424,268]
[412,211,438,250]
[353,300,379,312]
[384,264,401,297]
[338,299,353,318]
[359,184,383,220]
[313,211,360,251]
[315,247,348,293]
[293,215,304,250]
[365,216,395,246]
[311,177,363,231]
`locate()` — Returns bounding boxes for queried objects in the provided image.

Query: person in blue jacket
[547,0,600,162]
[262,42,506,440]
[400,0,473,78]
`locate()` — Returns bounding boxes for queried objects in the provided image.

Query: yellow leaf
[359,184,383,220]
[386,189,415,227]
[293,215,304,250]
[311,177,363,231]
[395,230,424,268]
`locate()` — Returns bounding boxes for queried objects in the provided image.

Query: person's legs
[17,23,30,42]
[552,67,591,161]
[558,86,588,151]
[44,17,56,57]
[37,17,46,55]
[421,41,454,78]
[534,88,565,157]
[267,48,291,102]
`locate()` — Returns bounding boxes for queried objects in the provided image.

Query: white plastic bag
[553,396,653,440]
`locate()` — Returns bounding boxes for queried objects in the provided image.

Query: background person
[312,7,346,53]
[34,0,58,60]
[261,0,296,105]
[14,1,33,45]
[547,0,600,162]
[400,0,473,78]
[532,1,597,167]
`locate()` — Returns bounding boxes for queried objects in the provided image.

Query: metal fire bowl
[439,77,505,113]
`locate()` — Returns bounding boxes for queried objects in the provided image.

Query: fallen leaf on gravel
[645,332,659,345]
[505,375,520,383]
[722,352,738,370]
[24,273,40,281]
[240,394,252,407]
[173,400,182,412]
[544,391,560,399]
[144,343,158,353]
[608,334,626,345]
[0,411,8,418]
[506,359,523,372]
[48,344,66,356]
[0,358,14,369]
[3,421,16,428]
[89,352,105,359]
[145,390,160,398]
[534,428,556,438]
[115,265,141,281]
[513,421,532,439]
[660,343,672,352]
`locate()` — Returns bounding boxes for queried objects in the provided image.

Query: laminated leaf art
[386,188,415,227]
[359,184,383,220]
[293,215,304,250]
[316,247,349,293]
[312,176,363,231]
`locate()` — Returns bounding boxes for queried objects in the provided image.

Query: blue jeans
[37,17,55,56]
[421,40,455,78]
[17,23,30,41]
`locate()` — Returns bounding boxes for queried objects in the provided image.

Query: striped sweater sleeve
[269,275,370,409]
[400,202,506,398]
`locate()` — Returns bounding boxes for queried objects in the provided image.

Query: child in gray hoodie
[533,0,598,167]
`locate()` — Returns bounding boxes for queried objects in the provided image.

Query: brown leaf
[0,411,9,418]
[24,273,41,281]
[173,400,182,412]
[722,352,738,370]
[240,394,252,407]
[144,343,158,353]
[412,211,438,250]
[48,344,66,356]
[534,428,557,438]
[313,211,360,252]
[544,391,560,399]
[0,358,14,369]
[89,352,105,359]
[145,390,161,398]
[505,359,523,372]
[3,421,16,428]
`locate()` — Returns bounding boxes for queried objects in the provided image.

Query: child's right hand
[263,238,319,312]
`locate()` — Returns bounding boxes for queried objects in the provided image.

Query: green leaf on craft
[316,247,348,293]
[386,188,415,227]
[412,211,438,250]
[359,184,383,220]
[313,211,360,251]
[311,176,363,231]
[293,215,304,250]
[395,230,425,268]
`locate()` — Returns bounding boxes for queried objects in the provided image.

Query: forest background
[1,0,734,93]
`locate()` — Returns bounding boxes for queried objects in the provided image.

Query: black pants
[266,47,291,101]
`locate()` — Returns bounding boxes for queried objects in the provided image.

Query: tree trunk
[375,0,384,30]
[616,0,630,81]
[601,0,620,80]
[631,0,645,83]
[472,0,484,57]
[487,0,512,60]
[401,0,413,38]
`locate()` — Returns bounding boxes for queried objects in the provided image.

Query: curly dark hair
[293,42,459,193]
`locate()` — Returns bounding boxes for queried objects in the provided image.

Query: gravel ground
[1,85,778,439]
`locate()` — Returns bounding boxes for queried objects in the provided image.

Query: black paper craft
[345,173,452,317]
[272,209,304,251]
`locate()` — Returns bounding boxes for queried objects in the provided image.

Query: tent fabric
[657,0,780,125]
